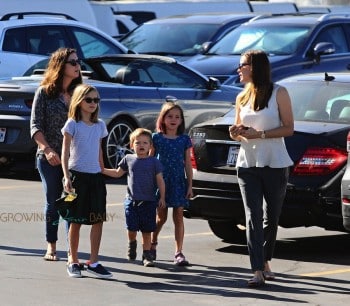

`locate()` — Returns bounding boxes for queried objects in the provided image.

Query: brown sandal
[43,252,59,261]
[247,276,265,288]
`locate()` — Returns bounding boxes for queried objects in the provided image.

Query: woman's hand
[44,148,61,166]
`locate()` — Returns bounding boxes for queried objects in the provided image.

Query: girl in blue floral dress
[150,102,193,266]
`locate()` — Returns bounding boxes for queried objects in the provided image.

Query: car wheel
[208,220,246,244]
[104,119,135,168]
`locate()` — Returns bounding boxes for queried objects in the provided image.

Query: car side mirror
[201,41,213,54]
[207,77,221,90]
[312,42,335,64]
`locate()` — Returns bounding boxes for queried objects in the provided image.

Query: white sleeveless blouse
[236,85,293,168]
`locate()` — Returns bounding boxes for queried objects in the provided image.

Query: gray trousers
[237,166,289,272]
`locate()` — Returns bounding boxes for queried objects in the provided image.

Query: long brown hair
[155,102,185,135]
[238,50,273,111]
[68,84,100,123]
[40,47,83,98]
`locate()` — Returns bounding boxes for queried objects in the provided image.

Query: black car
[341,131,350,231]
[184,13,350,84]
[119,12,256,61]
[0,54,240,170]
[186,72,350,243]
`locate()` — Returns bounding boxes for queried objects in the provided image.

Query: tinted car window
[3,26,71,55]
[70,26,124,57]
[313,25,349,53]
[3,28,26,53]
[100,60,207,89]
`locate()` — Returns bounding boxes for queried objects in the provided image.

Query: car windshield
[121,23,219,55]
[208,25,310,55]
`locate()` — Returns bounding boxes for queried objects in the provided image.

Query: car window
[101,59,207,89]
[3,26,70,55]
[312,25,349,53]
[70,27,124,58]
[210,26,310,55]
[281,81,350,123]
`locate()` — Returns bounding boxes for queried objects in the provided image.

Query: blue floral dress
[152,133,192,208]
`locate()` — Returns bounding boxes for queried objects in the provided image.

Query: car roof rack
[247,12,323,23]
[318,13,350,21]
[0,12,76,21]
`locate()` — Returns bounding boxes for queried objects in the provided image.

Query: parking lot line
[300,268,350,277]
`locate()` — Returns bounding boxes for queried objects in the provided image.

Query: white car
[0,12,130,78]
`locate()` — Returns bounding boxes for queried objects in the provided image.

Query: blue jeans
[237,166,289,272]
[37,156,68,243]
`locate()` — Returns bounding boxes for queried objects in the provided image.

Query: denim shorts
[124,198,157,232]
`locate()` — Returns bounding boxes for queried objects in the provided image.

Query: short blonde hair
[129,128,152,147]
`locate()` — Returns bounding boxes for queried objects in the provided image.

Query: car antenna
[325,72,335,81]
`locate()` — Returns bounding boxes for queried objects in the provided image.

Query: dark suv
[184,13,350,84]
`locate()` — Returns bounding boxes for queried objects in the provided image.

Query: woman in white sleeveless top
[229,50,294,287]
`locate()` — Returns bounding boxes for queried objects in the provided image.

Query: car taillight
[292,147,347,176]
[347,132,350,152]
[190,147,197,169]
[342,197,350,205]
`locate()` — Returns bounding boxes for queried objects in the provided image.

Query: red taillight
[292,147,347,176]
[24,99,33,109]
[190,147,197,169]
[342,198,350,205]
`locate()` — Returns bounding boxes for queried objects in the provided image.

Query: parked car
[184,13,350,84]
[186,72,350,243]
[0,54,240,170]
[0,12,130,78]
[119,13,256,61]
[341,131,350,231]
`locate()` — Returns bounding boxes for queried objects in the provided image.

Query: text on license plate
[0,128,6,142]
[227,146,239,166]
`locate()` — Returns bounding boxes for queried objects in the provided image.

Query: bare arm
[184,147,193,199]
[156,172,166,208]
[102,167,126,178]
[61,132,72,192]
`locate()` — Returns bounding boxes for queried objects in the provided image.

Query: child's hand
[186,187,193,199]
[158,198,166,208]
[63,177,73,193]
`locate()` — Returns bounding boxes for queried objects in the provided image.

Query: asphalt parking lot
[1,172,350,306]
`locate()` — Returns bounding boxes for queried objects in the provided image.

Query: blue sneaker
[86,263,112,279]
[67,263,82,278]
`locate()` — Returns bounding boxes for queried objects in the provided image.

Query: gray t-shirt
[119,154,163,201]
[61,118,108,173]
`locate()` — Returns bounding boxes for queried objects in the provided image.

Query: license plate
[227,146,239,166]
[0,128,6,142]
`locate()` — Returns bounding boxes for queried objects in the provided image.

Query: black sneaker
[127,240,137,261]
[86,263,113,279]
[67,263,82,278]
[142,251,155,267]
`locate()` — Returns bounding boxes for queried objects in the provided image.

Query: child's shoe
[127,240,137,261]
[142,250,155,267]
[174,252,189,266]
[86,262,112,279]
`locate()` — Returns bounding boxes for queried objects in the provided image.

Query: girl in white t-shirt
[61,84,112,279]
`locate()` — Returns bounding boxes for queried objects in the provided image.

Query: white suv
[0,12,130,78]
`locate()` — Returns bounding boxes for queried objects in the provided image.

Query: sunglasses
[65,59,82,66]
[238,63,250,69]
[84,97,100,104]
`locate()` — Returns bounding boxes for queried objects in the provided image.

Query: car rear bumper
[0,115,36,156]
[342,201,350,231]
[187,170,344,231]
